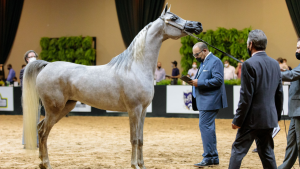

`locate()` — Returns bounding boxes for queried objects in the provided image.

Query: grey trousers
[22,110,41,146]
[278,117,300,169]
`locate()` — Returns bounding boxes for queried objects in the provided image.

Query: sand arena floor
[0,115,298,169]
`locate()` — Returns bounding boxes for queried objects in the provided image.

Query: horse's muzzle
[185,21,203,35]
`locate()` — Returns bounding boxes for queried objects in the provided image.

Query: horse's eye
[171,16,177,21]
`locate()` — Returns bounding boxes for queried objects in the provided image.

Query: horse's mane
[107,22,152,71]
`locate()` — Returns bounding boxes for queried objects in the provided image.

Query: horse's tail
[23,60,48,150]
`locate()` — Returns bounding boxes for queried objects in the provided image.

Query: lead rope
[183,30,242,63]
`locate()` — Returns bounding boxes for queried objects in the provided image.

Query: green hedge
[180,27,251,75]
[40,36,95,65]
[156,79,182,85]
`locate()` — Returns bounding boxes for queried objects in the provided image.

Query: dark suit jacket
[20,68,25,88]
[232,52,283,129]
[282,64,300,117]
[192,53,228,111]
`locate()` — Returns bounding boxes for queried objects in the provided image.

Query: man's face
[224,61,229,67]
[26,52,36,62]
[193,47,206,60]
[296,41,300,53]
[157,62,161,68]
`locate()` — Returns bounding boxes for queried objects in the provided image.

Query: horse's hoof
[39,162,52,169]
[131,164,141,169]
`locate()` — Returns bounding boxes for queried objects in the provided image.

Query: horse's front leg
[137,109,147,169]
[128,108,142,169]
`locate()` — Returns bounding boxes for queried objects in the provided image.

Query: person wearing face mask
[235,59,244,79]
[223,60,236,80]
[170,60,180,85]
[154,62,166,83]
[21,50,39,148]
[278,38,300,169]
[229,29,283,169]
[6,64,16,84]
[187,62,198,79]
[20,50,38,88]
[188,42,227,167]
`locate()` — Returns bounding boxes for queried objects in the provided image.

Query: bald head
[193,42,208,51]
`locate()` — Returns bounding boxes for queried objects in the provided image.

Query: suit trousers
[199,109,219,162]
[228,128,276,169]
[278,117,300,169]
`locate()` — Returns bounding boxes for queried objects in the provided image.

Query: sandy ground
[0,115,298,169]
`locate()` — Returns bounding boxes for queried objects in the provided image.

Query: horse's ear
[167,4,171,12]
[161,3,168,16]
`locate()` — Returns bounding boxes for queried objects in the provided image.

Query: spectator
[282,58,292,70]
[224,60,236,80]
[154,62,166,82]
[6,64,15,84]
[170,60,180,85]
[277,57,289,71]
[235,59,244,79]
[20,50,38,87]
[188,62,198,79]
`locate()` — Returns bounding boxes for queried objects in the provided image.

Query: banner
[166,86,199,114]
[233,85,288,115]
[0,87,14,111]
[106,103,152,113]
[71,101,91,112]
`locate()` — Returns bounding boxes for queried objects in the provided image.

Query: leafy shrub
[180,27,251,75]
[39,36,95,65]
[224,79,241,85]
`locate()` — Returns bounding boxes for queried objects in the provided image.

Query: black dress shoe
[252,148,258,153]
[194,160,213,167]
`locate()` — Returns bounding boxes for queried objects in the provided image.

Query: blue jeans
[199,109,219,162]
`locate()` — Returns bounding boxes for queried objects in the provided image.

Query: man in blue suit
[189,42,228,167]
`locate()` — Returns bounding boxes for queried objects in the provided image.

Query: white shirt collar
[204,52,212,63]
[252,51,265,57]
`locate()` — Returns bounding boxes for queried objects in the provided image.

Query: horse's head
[160,4,203,40]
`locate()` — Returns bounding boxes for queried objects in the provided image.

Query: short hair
[277,57,283,63]
[22,64,26,68]
[192,61,197,64]
[247,29,267,50]
[7,64,12,68]
[224,60,229,63]
[13,77,17,80]
[24,50,38,64]
[283,58,287,62]
[194,42,208,51]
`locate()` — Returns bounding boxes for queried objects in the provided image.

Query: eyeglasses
[193,50,203,57]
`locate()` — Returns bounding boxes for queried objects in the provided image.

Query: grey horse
[22,4,202,169]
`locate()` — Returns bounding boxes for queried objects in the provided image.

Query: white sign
[0,87,14,111]
[233,85,288,115]
[166,86,199,114]
[71,101,91,112]
[106,102,152,113]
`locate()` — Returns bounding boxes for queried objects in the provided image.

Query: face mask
[224,63,229,67]
[192,64,197,68]
[28,57,36,63]
[196,57,204,63]
[157,66,161,69]
[296,52,300,60]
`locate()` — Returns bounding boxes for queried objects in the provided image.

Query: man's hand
[191,73,194,76]
[232,123,240,129]
[188,79,198,87]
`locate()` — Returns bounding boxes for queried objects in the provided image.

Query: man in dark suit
[229,29,283,169]
[278,38,300,169]
[189,42,228,167]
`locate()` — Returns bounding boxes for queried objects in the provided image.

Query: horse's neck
[142,20,164,76]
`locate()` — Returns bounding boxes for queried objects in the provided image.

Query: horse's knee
[138,139,143,146]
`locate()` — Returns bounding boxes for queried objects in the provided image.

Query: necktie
[192,63,202,98]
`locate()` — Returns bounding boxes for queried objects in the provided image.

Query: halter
[160,14,242,63]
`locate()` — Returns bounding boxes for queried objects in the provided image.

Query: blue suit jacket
[193,53,228,111]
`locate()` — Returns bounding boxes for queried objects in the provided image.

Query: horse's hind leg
[38,100,76,169]
[137,109,147,169]
[128,106,143,169]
